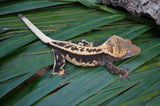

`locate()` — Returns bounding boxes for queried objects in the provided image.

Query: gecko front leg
[106,62,129,80]
[50,49,67,78]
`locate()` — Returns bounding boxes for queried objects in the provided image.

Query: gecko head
[102,35,141,59]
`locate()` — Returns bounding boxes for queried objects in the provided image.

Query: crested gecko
[18,14,141,80]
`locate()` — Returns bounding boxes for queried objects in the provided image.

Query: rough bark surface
[99,0,160,25]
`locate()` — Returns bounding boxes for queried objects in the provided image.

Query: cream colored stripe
[49,41,104,55]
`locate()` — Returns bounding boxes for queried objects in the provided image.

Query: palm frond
[0,1,160,106]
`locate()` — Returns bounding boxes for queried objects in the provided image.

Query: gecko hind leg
[81,38,93,47]
[70,37,101,47]
[50,49,67,79]
[80,38,102,47]
[71,38,94,47]
[105,62,129,80]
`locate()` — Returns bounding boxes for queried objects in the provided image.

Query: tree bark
[99,0,160,25]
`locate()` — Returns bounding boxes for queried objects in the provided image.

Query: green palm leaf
[0,1,160,106]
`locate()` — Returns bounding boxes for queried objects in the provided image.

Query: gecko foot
[125,76,130,80]
[50,73,66,79]
[120,76,130,81]
[60,71,69,79]
[119,68,130,81]
[61,75,65,79]
[120,77,123,81]
[50,68,68,79]
[50,74,55,78]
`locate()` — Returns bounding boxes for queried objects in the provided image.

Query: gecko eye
[127,50,132,55]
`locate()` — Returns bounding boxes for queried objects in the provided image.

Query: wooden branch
[99,0,160,25]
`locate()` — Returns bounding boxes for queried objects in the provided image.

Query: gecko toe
[50,74,54,78]
[61,75,65,79]
[119,68,130,80]
[120,77,123,81]
[125,76,130,80]
[120,76,130,81]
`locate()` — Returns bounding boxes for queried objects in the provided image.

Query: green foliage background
[0,0,160,105]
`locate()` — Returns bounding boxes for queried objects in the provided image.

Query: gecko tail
[18,13,53,43]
